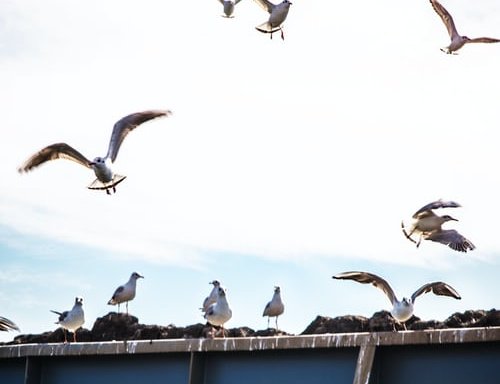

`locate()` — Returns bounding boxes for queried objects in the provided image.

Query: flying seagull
[0,316,19,332]
[51,296,85,343]
[200,280,221,313]
[262,286,284,330]
[108,272,144,314]
[218,0,243,18]
[429,0,500,54]
[18,109,171,194]
[253,0,292,40]
[333,271,461,330]
[401,199,475,252]
[204,286,232,337]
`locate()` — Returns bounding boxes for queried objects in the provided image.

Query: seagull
[253,0,292,40]
[262,286,285,330]
[51,297,85,343]
[333,271,461,330]
[429,0,500,54]
[0,316,19,332]
[18,109,172,194]
[200,280,221,313]
[108,272,144,314]
[218,0,243,18]
[204,286,232,337]
[401,199,475,252]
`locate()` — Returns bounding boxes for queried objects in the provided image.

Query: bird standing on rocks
[204,286,232,337]
[333,271,461,330]
[108,272,144,314]
[262,286,284,330]
[51,296,85,343]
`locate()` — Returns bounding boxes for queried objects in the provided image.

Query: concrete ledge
[1,326,499,359]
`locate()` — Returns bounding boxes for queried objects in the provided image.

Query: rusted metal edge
[0,327,499,359]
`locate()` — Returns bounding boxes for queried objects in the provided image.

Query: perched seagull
[262,286,285,330]
[253,0,292,40]
[429,0,500,54]
[18,109,172,194]
[107,272,144,314]
[200,280,221,313]
[333,271,461,330]
[0,316,19,332]
[51,297,85,343]
[218,0,243,18]
[204,286,232,336]
[401,199,475,252]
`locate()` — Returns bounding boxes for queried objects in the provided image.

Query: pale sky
[1,0,500,342]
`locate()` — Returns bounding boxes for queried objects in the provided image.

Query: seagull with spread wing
[18,110,171,194]
[429,0,500,54]
[333,271,461,330]
[253,0,292,40]
[401,199,475,252]
[0,316,19,332]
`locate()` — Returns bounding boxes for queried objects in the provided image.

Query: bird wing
[253,0,274,13]
[411,281,461,302]
[333,271,397,305]
[424,229,475,252]
[111,285,125,300]
[262,302,271,316]
[413,199,461,218]
[429,0,459,39]
[468,37,500,44]
[51,310,68,322]
[105,110,172,162]
[0,316,19,332]
[18,143,93,173]
[235,0,243,4]
[218,0,225,4]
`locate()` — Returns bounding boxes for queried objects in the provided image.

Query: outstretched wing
[18,143,93,173]
[253,0,274,13]
[413,199,461,218]
[429,0,459,39]
[51,310,68,322]
[468,37,500,44]
[333,271,397,305]
[411,281,461,302]
[0,316,19,332]
[424,229,475,252]
[106,109,172,162]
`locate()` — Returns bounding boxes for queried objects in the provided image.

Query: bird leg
[73,331,77,343]
[106,188,111,195]
[126,301,129,315]
[280,27,284,40]
[275,317,279,331]
[63,329,68,343]
[267,317,270,329]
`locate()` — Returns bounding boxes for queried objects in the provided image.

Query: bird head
[218,287,227,297]
[132,272,144,280]
[442,214,458,223]
[401,297,411,306]
[75,297,84,305]
[210,280,220,286]
[90,156,106,167]
[274,286,281,293]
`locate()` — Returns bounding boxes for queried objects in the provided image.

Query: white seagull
[204,286,232,337]
[253,0,292,40]
[429,0,500,54]
[108,272,144,314]
[51,296,85,343]
[200,280,221,313]
[333,271,461,330]
[401,199,475,252]
[218,0,243,18]
[262,286,285,330]
[18,109,172,194]
[0,316,19,332]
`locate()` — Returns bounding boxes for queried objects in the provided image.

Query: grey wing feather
[111,285,125,299]
[430,0,459,39]
[253,0,274,13]
[18,143,93,173]
[333,271,397,305]
[106,110,172,162]
[411,282,461,302]
[413,199,461,218]
[468,37,500,44]
[262,302,271,316]
[424,229,475,252]
[51,310,68,322]
[235,0,243,4]
[0,316,19,332]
